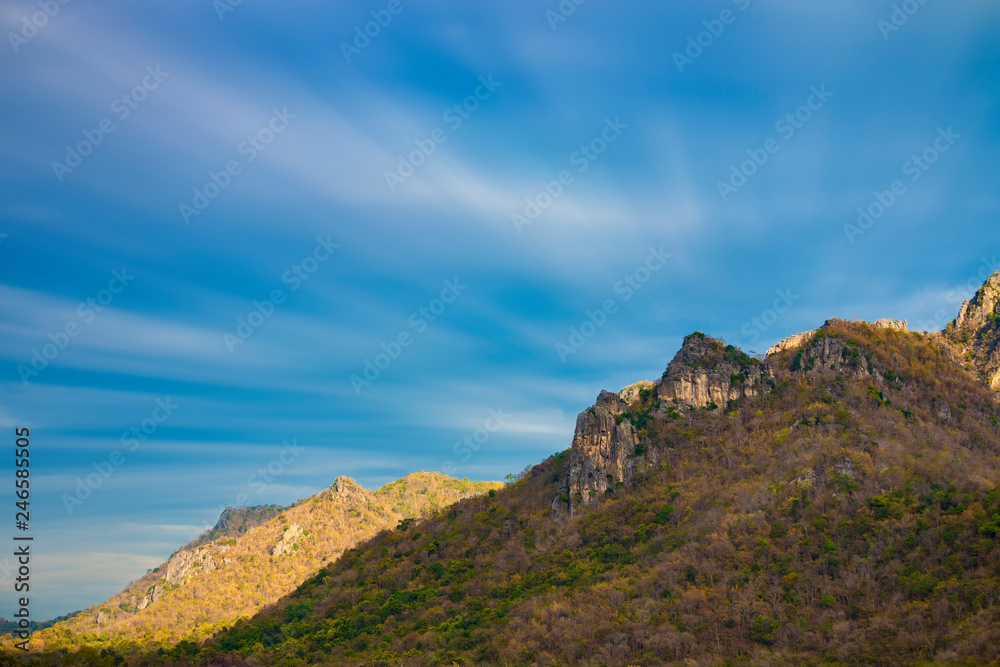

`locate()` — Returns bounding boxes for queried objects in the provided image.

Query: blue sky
[1,0,998,620]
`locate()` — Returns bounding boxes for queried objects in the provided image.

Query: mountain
[147,317,998,666]
[10,275,1000,667]
[21,473,500,653]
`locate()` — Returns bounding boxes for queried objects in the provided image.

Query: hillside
[189,505,287,548]
[115,317,1000,666]
[10,279,1000,666]
[20,473,500,654]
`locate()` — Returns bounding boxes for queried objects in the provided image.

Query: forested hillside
[9,305,1000,665]
[27,317,995,667]
[12,473,499,656]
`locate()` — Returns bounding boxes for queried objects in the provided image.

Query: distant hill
[21,472,500,652]
[0,613,77,638]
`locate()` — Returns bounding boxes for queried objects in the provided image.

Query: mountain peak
[658,331,770,410]
[954,271,1000,331]
[947,270,1000,390]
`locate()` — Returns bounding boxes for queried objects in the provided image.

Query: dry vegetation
[8,321,1000,666]
[10,473,499,657]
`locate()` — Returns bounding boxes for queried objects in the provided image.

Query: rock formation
[554,333,775,514]
[164,546,226,586]
[657,333,772,408]
[552,390,641,514]
[766,331,814,357]
[272,524,304,557]
[766,319,905,357]
[554,319,924,515]
[947,272,1000,390]
[872,318,907,331]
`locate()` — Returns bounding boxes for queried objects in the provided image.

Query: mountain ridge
[10,273,1000,666]
[20,472,501,652]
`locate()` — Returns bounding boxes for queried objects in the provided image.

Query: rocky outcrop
[791,331,882,379]
[192,505,285,547]
[934,398,953,422]
[618,381,656,403]
[872,318,907,331]
[165,547,223,586]
[554,391,643,515]
[272,524,304,557]
[331,476,367,501]
[129,581,165,613]
[553,323,932,515]
[657,333,772,408]
[554,334,772,514]
[766,331,815,357]
[953,273,1000,332]
[767,320,905,358]
[947,272,1000,391]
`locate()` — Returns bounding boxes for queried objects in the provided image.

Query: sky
[0,0,998,620]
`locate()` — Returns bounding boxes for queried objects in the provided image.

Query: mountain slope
[24,472,500,652]
[947,272,1000,391]
[143,317,1000,667]
[189,504,287,548]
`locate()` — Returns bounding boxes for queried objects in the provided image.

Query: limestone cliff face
[766,331,815,357]
[165,546,224,585]
[271,523,304,557]
[123,544,232,616]
[553,323,923,515]
[553,390,641,514]
[947,272,1000,390]
[554,334,771,514]
[872,318,908,331]
[791,326,886,380]
[192,504,284,546]
[657,333,772,408]
[766,319,906,358]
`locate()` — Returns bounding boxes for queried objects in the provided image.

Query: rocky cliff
[554,333,777,514]
[552,389,641,513]
[657,332,772,408]
[554,318,925,515]
[191,504,285,547]
[947,272,1000,390]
